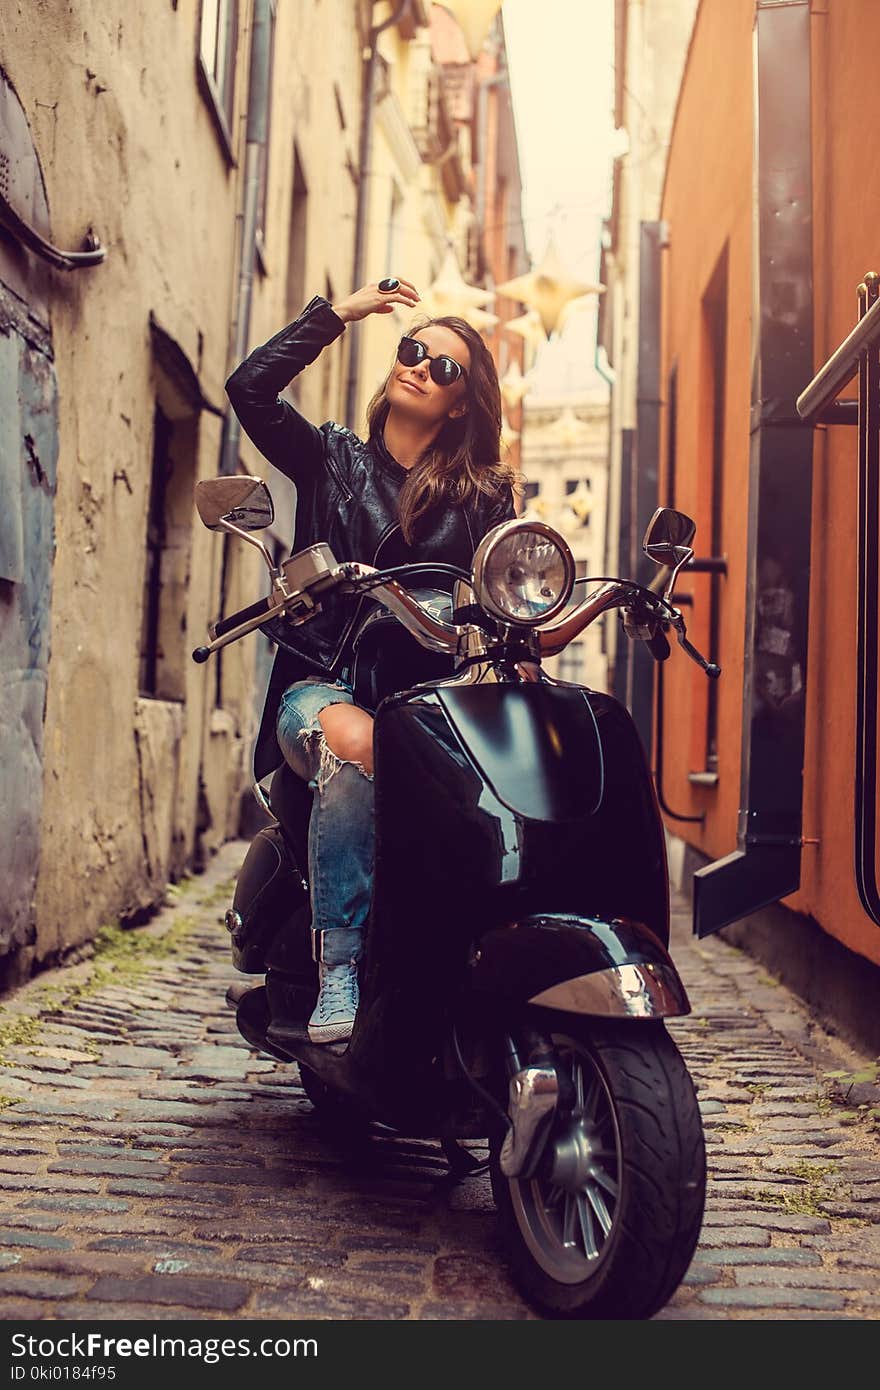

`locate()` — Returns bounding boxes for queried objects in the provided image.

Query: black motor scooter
[192,479,716,1320]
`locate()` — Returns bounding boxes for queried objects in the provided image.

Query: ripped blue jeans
[276,678,373,967]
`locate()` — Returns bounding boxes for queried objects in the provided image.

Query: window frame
[254,0,278,275]
[197,0,239,166]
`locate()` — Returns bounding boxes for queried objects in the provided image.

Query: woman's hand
[332,279,420,324]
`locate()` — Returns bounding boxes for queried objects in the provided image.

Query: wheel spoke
[562,1192,578,1246]
[544,1182,564,1209]
[582,1072,602,1121]
[573,1059,585,1113]
[576,1193,600,1259]
[586,1181,614,1237]
[591,1160,619,1198]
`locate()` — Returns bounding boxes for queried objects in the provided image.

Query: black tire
[491,1018,705,1320]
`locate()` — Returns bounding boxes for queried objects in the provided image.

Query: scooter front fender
[470,912,691,1019]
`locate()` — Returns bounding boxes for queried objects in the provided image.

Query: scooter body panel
[339,681,674,1099]
[470,912,691,1018]
[230,677,679,1124]
[368,681,669,968]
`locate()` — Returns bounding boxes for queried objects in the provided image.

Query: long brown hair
[366,315,519,543]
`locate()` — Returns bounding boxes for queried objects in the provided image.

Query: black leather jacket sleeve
[224,296,346,484]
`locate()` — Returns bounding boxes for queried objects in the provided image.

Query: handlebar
[538,579,719,678]
[191,557,721,681]
[191,559,470,666]
[212,594,276,640]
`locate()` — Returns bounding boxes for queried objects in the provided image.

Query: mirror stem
[217,518,278,576]
[664,548,694,604]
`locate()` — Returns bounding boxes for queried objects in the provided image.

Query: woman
[225,278,516,1044]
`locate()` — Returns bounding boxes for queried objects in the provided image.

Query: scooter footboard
[470,913,691,1019]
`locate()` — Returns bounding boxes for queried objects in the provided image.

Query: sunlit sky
[502,0,614,280]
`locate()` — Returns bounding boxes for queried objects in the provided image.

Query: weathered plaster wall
[0,1,323,964]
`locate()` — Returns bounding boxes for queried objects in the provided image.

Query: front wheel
[491,1018,705,1319]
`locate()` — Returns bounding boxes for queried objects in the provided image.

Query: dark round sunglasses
[396,335,467,388]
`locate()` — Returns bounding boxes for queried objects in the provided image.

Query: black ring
[378,277,400,292]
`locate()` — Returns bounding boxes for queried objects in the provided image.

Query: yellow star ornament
[497,238,604,337]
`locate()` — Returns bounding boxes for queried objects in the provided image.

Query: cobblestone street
[0,838,877,1322]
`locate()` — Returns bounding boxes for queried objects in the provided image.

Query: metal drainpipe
[219,0,272,476]
[343,0,411,431]
[627,219,665,754]
[692,0,814,937]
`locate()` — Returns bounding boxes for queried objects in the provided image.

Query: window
[140,401,198,701]
[523,481,540,501]
[254,0,278,274]
[198,0,239,161]
[285,144,308,326]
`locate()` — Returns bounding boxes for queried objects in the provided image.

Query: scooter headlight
[472,520,575,625]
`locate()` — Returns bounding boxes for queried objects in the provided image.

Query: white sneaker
[308,960,359,1044]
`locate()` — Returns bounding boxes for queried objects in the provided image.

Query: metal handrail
[797,290,880,422]
[0,189,106,271]
[797,272,880,928]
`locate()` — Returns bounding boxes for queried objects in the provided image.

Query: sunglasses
[396,335,467,388]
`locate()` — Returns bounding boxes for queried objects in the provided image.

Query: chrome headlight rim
[472,519,576,626]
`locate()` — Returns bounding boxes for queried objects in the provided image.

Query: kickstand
[440,1136,487,1179]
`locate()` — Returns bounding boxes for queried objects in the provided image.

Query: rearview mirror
[642,507,696,603]
[642,507,696,567]
[195,477,274,532]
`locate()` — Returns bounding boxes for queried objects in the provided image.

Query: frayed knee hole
[298,729,373,790]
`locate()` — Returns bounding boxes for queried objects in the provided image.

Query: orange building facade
[649,0,880,1047]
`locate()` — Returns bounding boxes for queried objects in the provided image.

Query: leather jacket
[225,295,515,780]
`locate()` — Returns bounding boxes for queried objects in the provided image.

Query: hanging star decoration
[500,359,530,411]
[549,407,592,449]
[496,237,605,338]
[527,495,550,520]
[500,413,519,452]
[439,0,504,60]
[417,246,494,318]
[566,479,593,527]
[504,309,545,350]
[459,304,499,335]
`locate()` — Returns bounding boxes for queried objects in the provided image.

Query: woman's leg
[276,683,374,1044]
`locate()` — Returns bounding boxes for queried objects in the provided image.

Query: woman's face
[385,325,471,429]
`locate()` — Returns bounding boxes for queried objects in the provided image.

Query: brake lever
[666,610,721,678]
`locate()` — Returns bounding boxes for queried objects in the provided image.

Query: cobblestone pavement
[0,838,877,1322]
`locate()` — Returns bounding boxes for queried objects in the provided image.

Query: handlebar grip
[647,629,671,662]
[213,594,274,639]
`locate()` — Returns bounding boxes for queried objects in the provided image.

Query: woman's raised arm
[225,282,419,486]
[224,296,345,485]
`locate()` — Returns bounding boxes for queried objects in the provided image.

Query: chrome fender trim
[528,961,690,1018]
